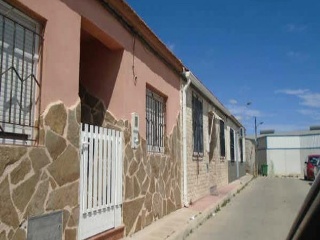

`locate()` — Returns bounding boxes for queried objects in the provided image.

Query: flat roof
[254,129,320,138]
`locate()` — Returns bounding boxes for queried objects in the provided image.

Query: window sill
[147,151,165,156]
[147,145,164,154]
[193,152,204,161]
[0,131,29,141]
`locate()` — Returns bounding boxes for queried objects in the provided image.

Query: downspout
[236,127,244,179]
[242,128,246,167]
[235,131,239,179]
[182,71,191,207]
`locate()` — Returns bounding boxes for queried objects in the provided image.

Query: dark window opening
[239,137,243,163]
[230,128,235,161]
[219,120,225,157]
[192,94,203,156]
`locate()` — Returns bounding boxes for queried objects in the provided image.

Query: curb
[168,175,254,240]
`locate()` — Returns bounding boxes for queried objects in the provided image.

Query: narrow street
[187,177,311,240]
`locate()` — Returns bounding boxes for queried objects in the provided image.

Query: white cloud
[228,105,262,119]
[275,88,309,95]
[286,51,301,58]
[276,89,320,108]
[298,109,313,115]
[234,115,242,121]
[229,99,238,105]
[167,42,175,51]
[298,109,316,116]
[297,109,320,120]
[226,100,262,131]
[285,51,309,62]
[299,93,320,108]
[285,24,307,33]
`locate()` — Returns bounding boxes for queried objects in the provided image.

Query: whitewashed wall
[263,134,320,176]
[267,136,300,149]
[267,149,301,175]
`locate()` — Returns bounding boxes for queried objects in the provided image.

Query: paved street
[187,177,311,240]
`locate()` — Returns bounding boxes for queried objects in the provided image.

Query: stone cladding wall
[80,85,182,236]
[0,101,81,240]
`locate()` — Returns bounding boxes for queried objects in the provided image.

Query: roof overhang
[101,0,184,75]
[182,71,243,128]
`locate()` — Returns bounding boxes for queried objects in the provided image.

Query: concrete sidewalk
[124,174,254,240]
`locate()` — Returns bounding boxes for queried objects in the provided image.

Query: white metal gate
[79,124,123,239]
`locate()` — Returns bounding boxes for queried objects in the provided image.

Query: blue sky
[126,0,320,135]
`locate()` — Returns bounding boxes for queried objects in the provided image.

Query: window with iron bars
[239,137,243,163]
[146,89,166,153]
[230,128,235,161]
[219,120,226,157]
[239,128,244,163]
[0,0,42,145]
[192,94,203,156]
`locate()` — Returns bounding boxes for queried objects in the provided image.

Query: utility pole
[254,116,263,176]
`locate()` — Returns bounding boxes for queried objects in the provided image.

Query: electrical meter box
[131,113,139,148]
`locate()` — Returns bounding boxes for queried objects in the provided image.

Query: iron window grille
[239,137,243,163]
[146,88,166,153]
[192,94,203,156]
[230,128,235,161]
[219,119,226,157]
[0,0,43,145]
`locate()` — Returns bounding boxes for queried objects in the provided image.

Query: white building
[256,128,320,176]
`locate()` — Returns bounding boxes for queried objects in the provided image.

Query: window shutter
[207,113,215,153]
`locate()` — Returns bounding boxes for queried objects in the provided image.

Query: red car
[304,155,320,180]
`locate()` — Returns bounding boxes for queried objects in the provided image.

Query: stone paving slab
[124,174,254,240]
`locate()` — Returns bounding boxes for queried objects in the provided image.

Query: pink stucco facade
[16,0,81,109]
[0,1,182,239]
[80,36,180,137]
[15,0,180,137]
[70,0,181,136]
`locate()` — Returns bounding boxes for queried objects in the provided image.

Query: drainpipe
[182,71,191,207]
[236,127,244,179]
[242,128,246,168]
[235,131,239,179]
